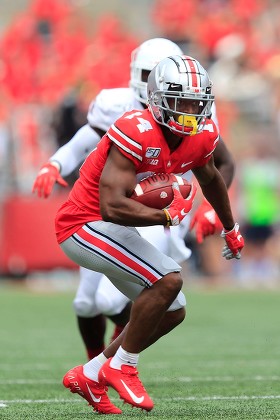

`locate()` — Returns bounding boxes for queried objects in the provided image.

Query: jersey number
[203,123,214,133]
[125,112,153,133]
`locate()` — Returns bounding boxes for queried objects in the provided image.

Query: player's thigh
[60,221,181,290]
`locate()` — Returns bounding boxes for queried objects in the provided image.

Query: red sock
[110,325,125,343]
[86,345,105,361]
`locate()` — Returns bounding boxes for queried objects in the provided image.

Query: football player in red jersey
[33,37,234,366]
[58,55,244,414]
[32,38,191,365]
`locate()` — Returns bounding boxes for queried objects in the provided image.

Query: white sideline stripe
[1,395,280,405]
[146,359,280,368]
[178,375,280,382]
[0,364,50,370]
[1,375,280,385]
[0,379,58,385]
[0,379,58,384]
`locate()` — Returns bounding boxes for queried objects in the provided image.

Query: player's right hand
[221,223,244,260]
[32,162,68,198]
[164,183,197,226]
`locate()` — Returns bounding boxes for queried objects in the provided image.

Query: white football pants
[73,224,190,317]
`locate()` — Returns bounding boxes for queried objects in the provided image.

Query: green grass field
[0,282,280,419]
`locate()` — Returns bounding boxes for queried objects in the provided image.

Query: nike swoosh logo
[181,209,188,216]
[237,235,242,242]
[86,382,101,403]
[120,380,144,404]
[181,161,193,168]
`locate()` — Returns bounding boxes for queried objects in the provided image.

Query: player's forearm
[100,197,167,227]
[199,171,235,230]
[50,124,101,177]
[50,145,79,177]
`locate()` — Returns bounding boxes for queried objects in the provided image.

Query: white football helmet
[147,55,214,136]
[130,38,183,104]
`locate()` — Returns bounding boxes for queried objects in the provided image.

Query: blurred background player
[33,38,235,361]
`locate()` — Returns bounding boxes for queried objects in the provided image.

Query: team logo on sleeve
[145,148,161,158]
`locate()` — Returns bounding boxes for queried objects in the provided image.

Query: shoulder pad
[87,88,142,131]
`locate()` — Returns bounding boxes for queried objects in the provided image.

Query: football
[130,173,191,210]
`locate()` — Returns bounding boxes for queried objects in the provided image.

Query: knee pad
[73,297,98,318]
[95,275,130,316]
[167,290,186,312]
[95,292,114,315]
[95,287,130,316]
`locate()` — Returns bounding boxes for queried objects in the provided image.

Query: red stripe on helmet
[183,56,200,89]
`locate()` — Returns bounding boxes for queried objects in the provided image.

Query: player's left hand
[190,198,223,243]
[221,223,244,260]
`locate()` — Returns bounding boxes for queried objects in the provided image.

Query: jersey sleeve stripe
[204,136,219,158]
[111,124,142,150]
[204,148,215,158]
[108,123,143,161]
[107,133,143,161]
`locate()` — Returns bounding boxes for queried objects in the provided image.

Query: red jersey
[55,108,219,243]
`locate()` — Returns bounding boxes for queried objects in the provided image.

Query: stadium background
[0,0,280,287]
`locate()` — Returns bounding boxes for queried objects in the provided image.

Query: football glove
[164,183,197,226]
[190,198,223,244]
[221,223,244,260]
[32,162,68,198]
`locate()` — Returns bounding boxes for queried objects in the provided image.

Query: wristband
[163,209,171,227]
[49,160,62,172]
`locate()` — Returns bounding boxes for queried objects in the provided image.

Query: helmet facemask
[162,90,212,135]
